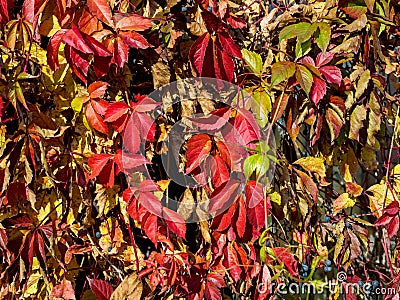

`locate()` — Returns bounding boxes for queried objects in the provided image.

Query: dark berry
[95,232,101,238]
[365,284,372,291]
[301,272,307,278]
[301,264,309,272]
[372,280,379,288]
[266,241,271,247]
[108,246,112,252]
[325,260,332,267]
[324,266,332,273]
[345,223,352,229]
[324,216,331,222]
[181,7,187,12]
[208,6,212,11]
[358,281,364,287]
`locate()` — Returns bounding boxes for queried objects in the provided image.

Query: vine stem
[118,212,140,272]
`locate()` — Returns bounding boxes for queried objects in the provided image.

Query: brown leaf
[110,273,143,300]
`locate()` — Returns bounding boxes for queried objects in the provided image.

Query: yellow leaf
[294,156,326,178]
[367,183,395,217]
[333,193,355,215]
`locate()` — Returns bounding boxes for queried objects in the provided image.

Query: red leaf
[217,31,242,58]
[226,14,247,29]
[130,112,156,141]
[65,46,90,83]
[88,81,109,99]
[223,108,260,145]
[138,192,162,216]
[388,217,399,238]
[142,213,158,244]
[310,76,327,105]
[375,214,392,226]
[164,207,187,239]
[215,44,235,82]
[316,52,335,66]
[50,280,76,300]
[189,33,212,77]
[210,155,230,187]
[5,182,28,206]
[185,134,212,173]
[119,31,151,49]
[320,65,342,85]
[235,196,246,238]
[111,36,129,68]
[131,95,160,113]
[63,25,94,55]
[187,107,231,131]
[104,102,130,122]
[88,154,112,179]
[115,13,154,31]
[273,247,299,277]
[209,179,240,212]
[213,201,237,232]
[47,30,68,70]
[86,102,109,134]
[225,244,242,282]
[87,0,114,27]
[245,180,268,209]
[82,34,112,57]
[88,279,114,300]
[385,200,399,215]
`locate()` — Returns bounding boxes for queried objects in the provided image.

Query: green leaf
[243,153,270,178]
[279,22,315,43]
[295,64,313,94]
[270,62,296,87]
[71,97,84,113]
[315,22,331,52]
[242,49,263,74]
[295,39,311,59]
[250,87,271,128]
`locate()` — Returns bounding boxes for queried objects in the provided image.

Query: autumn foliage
[0,0,400,299]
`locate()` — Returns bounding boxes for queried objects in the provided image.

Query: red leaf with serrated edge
[245,180,269,209]
[385,200,399,215]
[47,30,67,70]
[138,192,162,216]
[186,134,212,174]
[375,214,392,226]
[164,207,187,239]
[215,44,235,82]
[388,217,399,238]
[225,244,242,282]
[63,25,94,55]
[104,102,130,123]
[119,31,151,49]
[274,247,299,277]
[88,153,112,178]
[210,155,230,187]
[226,14,247,29]
[87,0,113,27]
[316,52,335,66]
[130,112,156,141]
[115,13,154,31]
[88,81,109,99]
[213,201,237,232]
[216,141,231,168]
[217,31,242,58]
[310,76,327,105]
[209,179,240,212]
[235,196,246,238]
[123,123,141,153]
[110,36,129,68]
[86,102,108,134]
[320,65,342,85]
[88,279,114,300]
[189,33,212,77]
[223,108,260,146]
[65,46,90,83]
[143,213,158,244]
[131,95,160,113]
[188,107,231,131]
[114,150,150,173]
[83,34,112,57]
